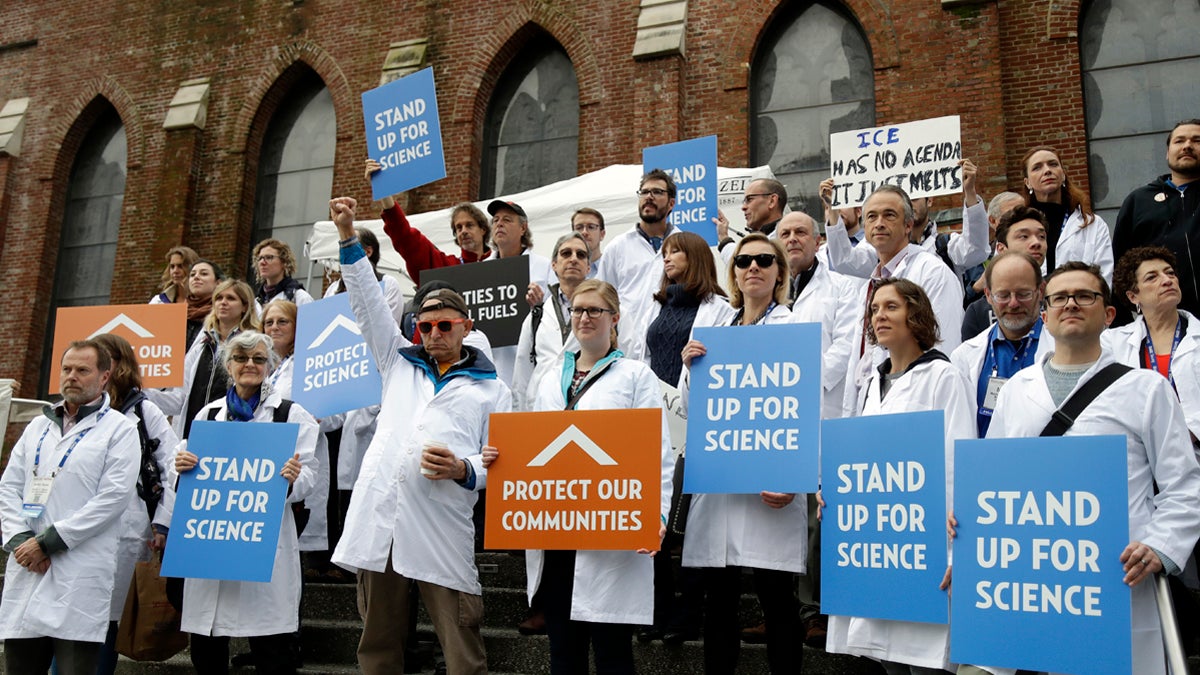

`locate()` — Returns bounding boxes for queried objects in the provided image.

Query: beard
[997,312,1037,336]
[1169,154,1200,180]
[640,204,669,225]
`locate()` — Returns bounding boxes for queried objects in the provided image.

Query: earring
[1028,187,1034,195]
[1134,303,1142,315]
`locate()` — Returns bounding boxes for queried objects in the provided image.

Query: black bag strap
[134,401,154,457]
[564,357,618,411]
[529,305,543,365]
[1040,363,1132,437]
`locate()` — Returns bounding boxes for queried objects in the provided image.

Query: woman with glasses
[253,239,314,312]
[148,279,260,441]
[826,278,975,675]
[1021,146,1114,283]
[262,300,331,556]
[1106,246,1200,440]
[484,279,673,675]
[678,233,808,674]
[173,331,318,675]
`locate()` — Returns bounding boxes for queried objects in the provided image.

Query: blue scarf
[224,386,260,422]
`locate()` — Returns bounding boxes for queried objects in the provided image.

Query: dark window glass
[482,41,579,197]
[1081,0,1200,226]
[252,75,335,279]
[751,1,875,223]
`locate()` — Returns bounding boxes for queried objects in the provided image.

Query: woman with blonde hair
[147,279,260,440]
[150,245,198,305]
[483,279,673,674]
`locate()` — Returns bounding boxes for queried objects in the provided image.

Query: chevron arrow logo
[527,424,618,467]
[307,314,362,350]
[88,313,154,339]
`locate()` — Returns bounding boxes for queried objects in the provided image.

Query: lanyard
[731,301,777,327]
[985,324,1037,378]
[268,355,292,388]
[1142,316,1182,390]
[33,408,108,477]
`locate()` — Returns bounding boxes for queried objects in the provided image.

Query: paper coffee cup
[421,440,448,476]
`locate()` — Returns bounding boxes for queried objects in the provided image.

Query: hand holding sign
[364,159,396,210]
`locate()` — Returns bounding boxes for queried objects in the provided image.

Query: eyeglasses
[573,223,602,232]
[636,188,669,198]
[990,290,1037,303]
[742,193,771,205]
[257,254,279,263]
[263,318,293,328]
[568,306,616,319]
[733,253,777,269]
[231,355,269,365]
[417,318,469,334]
[1045,291,1103,308]
[557,248,589,260]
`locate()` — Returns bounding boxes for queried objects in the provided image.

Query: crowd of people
[3,119,1200,675]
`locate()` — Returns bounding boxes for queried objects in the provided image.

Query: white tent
[305,163,778,296]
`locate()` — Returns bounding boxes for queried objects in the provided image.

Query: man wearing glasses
[972,261,1200,675]
[596,169,680,361]
[570,208,606,277]
[950,252,1055,438]
[715,179,788,266]
[960,205,1050,341]
[326,196,511,675]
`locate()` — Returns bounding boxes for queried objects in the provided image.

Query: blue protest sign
[362,66,446,199]
[682,323,820,494]
[950,436,1131,675]
[643,136,719,245]
[820,410,949,624]
[162,420,299,582]
[294,290,383,418]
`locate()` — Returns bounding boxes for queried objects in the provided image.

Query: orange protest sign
[50,303,187,392]
[485,408,663,551]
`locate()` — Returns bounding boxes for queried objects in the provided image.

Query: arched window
[751,1,875,221]
[482,39,579,198]
[252,73,335,280]
[1081,0,1200,225]
[42,105,127,396]
[52,106,126,308]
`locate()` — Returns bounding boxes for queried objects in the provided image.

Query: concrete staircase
[106,551,887,674]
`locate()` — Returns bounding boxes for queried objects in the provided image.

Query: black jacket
[1113,174,1200,321]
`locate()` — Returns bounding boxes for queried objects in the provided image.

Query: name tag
[22,475,54,519]
[982,376,1008,412]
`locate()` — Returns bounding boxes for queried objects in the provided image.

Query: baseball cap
[487,200,527,219]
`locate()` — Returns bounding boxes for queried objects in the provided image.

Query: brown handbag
[115,554,189,661]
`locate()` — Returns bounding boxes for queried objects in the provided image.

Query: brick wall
[0,0,1094,392]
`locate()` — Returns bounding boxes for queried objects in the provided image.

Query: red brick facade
[0,0,1105,392]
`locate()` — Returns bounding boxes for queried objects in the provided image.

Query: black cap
[487,199,527,219]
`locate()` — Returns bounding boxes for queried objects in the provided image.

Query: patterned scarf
[224,386,260,422]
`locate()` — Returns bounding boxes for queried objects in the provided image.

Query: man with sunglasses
[950,252,1055,438]
[596,168,681,361]
[327,196,511,675]
[968,261,1200,675]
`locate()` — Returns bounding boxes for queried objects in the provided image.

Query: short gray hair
[553,232,592,262]
[988,191,1024,221]
[219,331,280,376]
[867,184,914,224]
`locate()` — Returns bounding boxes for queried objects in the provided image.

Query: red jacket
[381,202,491,285]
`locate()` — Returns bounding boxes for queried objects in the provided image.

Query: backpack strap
[529,305,544,365]
[206,407,220,421]
[1040,363,1132,437]
[273,399,293,423]
[935,232,955,271]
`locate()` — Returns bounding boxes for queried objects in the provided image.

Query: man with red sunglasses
[327,196,511,675]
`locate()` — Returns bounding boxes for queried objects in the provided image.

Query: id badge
[983,376,1008,412]
[22,475,54,519]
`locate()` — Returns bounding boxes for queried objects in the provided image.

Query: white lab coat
[823,199,990,278]
[983,351,1200,675]
[1053,208,1114,285]
[835,245,966,417]
[1102,310,1200,439]
[0,397,140,642]
[488,249,554,386]
[179,390,319,637]
[792,262,860,419]
[524,357,674,625]
[596,225,679,364]
[331,253,512,594]
[827,354,976,670]
[109,396,178,621]
[269,356,330,552]
[511,289,577,412]
[681,304,810,573]
[950,321,1057,435]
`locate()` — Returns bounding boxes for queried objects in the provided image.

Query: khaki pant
[356,554,486,675]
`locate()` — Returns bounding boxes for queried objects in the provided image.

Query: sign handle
[1155,573,1188,674]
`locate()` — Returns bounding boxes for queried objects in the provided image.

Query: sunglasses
[733,253,777,269]
[417,318,469,334]
[231,355,269,365]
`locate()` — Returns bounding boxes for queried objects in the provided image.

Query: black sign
[423,255,530,347]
